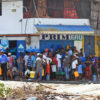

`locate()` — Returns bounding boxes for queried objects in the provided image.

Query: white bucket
[51,65,57,72]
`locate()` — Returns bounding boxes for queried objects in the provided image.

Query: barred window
[23,0,90,19]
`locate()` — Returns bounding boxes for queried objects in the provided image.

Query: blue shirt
[31,55,36,67]
[0,54,8,64]
[78,65,83,74]
[27,58,32,67]
[68,50,72,56]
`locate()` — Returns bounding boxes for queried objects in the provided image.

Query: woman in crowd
[17,53,24,80]
[51,54,58,80]
[7,53,13,80]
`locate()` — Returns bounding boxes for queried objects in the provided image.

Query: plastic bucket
[51,65,56,72]
[30,71,35,78]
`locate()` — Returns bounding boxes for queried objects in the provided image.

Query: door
[9,40,17,55]
[84,36,95,57]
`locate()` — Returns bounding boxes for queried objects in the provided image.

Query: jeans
[58,67,62,72]
[64,67,69,80]
[46,74,50,81]
[34,69,42,81]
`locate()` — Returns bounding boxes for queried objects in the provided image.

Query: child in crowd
[25,66,30,79]
[85,58,91,80]
[77,62,83,80]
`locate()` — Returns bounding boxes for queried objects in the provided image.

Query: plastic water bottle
[93,74,97,82]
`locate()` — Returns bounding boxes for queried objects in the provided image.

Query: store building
[35,24,94,56]
[0,0,97,57]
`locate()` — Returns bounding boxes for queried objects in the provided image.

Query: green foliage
[0,83,11,98]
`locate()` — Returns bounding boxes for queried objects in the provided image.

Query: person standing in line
[63,52,71,81]
[56,52,62,71]
[31,52,36,70]
[7,53,13,80]
[0,51,8,80]
[27,53,32,71]
[17,53,24,80]
[51,54,58,80]
[24,51,29,72]
[71,55,78,80]
[45,54,52,81]
[34,53,43,82]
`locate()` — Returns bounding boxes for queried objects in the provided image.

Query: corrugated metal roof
[35,25,94,31]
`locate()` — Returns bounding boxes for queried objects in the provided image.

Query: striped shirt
[27,58,32,67]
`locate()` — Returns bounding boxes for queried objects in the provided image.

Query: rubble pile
[6,85,100,100]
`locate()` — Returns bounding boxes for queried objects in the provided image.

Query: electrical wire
[33,0,39,18]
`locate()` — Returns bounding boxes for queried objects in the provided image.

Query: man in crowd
[34,53,43,82]
[0,50,8,80]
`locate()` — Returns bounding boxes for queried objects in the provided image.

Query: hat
[8,53,11,56]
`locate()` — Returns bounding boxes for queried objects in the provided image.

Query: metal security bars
[23,0,91,19]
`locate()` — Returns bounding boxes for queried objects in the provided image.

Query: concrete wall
[0,1,90,35]
[26,36,40,49]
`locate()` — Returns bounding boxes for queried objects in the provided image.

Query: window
[23,0,90,19]
[0,0,2,16]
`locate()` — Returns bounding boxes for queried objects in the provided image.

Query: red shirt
[53,57,58,66]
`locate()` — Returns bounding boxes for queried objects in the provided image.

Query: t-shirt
[46,57,52,64]
[43,54,47,60]
[68,49,72,56]
[36,57,43,71]
[27,58,32,67]
[12,55,16,65]
[31,55,36,67]
[56,54,62,67]
[78,65,82,74]
[8,56,13,67]
[24,55,29,66]
[72,59,78,69]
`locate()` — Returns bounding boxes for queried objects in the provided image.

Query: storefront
[40,34,82,51]
[0,34,40,57]
[35,25,94,54]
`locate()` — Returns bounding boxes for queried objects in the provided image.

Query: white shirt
[24,55,29,66]
[56,54,62,67]
[72,59,78,69]
[46,57,52,64]
[43,54,47,60]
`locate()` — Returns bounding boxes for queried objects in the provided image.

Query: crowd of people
[0,46,100,82]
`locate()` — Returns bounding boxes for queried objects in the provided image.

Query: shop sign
[1,36,9,48]
[18,44,24,52]
[40,34,83,41]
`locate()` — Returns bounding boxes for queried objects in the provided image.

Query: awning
[35,25,94,35]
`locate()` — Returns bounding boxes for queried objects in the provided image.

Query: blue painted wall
[17,40,26,58]
[40,40,74,51]
[84,36,95,57]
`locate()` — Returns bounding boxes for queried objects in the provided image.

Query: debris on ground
[4,84,100,100]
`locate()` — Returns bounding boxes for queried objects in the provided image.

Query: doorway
[9,40,17,55]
